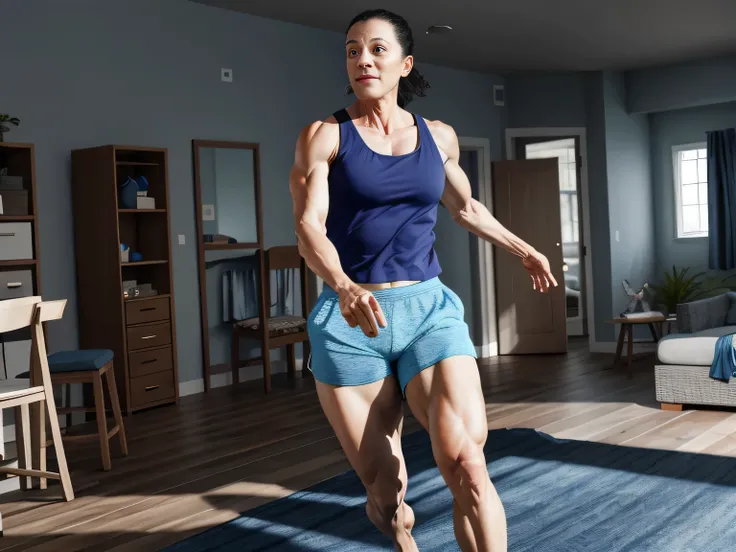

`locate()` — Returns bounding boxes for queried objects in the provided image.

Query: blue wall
[603,72,656,321]
[649,101,736,271]
[626,55,736,114]
[2,0,506,383]
[506,72,588,129]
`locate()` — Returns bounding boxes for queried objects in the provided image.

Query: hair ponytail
[398,66,430,108]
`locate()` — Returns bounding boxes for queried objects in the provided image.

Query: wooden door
[492,159,567,354]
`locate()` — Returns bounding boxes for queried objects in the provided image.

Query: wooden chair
[231,246,311,393]
[0,296,74,501]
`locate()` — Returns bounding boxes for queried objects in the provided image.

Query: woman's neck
[351,98,406,135]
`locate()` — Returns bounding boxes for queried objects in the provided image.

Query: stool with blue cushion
[20,349,128,471]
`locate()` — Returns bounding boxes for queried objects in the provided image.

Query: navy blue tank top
[326,109,446,284]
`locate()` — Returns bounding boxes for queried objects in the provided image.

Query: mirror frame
[192,139,264,391]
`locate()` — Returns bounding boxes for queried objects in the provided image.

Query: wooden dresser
[70,145,178,414]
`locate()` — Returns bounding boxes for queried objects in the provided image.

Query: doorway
[505,128,595,346]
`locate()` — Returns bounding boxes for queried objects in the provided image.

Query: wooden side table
[608,314,666,378]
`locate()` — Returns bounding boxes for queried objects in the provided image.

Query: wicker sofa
[655,292,736,410]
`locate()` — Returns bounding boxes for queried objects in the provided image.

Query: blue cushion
[47,349,114,372]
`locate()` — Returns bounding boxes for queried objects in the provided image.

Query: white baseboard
[179,358,305,398]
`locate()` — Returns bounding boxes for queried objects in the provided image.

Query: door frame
[458,137,498,358]
[504,127,596,350]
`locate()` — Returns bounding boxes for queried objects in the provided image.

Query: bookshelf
[70,145,179,414]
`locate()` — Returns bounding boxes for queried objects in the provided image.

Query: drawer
[126,321,171,351]
[125,296,170,326]
[0,223,33,261]
[0,270,33,300]
[130,370,175,408]
[129,346,173,378]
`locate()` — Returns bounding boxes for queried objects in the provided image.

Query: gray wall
[583,72,615,342]
[602,72,656,327]
[2,0,506,383]
[626,55,736,114]
[650,101,736,271]
[506,72,588,129]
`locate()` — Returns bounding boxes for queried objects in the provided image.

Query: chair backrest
[0,296,67,334]
[259,245,310,319]
[0,297,66,386]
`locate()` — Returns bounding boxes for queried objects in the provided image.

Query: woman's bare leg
[405,356,507,552]
[315,376,418,551]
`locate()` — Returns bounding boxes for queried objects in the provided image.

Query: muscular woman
[289,9,557,551]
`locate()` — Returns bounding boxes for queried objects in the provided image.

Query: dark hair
[345,9,430,108]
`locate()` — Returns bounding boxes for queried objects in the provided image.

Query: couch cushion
[726,292,736,325]
[658,327,736,366]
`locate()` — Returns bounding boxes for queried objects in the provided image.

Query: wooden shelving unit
[0,142,42,302]
[71,145,179,414]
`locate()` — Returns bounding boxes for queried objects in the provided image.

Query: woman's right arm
[289,120,386,336]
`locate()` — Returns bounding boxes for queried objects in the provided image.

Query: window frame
[672,142,708,240]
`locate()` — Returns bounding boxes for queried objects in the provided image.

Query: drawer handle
[142,359,157,365]
[140,307,156,312]
[0,233,16,237]
[145,385,160,391]
[141,335,156,340]
[6,282,22,288]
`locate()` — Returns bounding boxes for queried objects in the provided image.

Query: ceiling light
[426,25,452,35]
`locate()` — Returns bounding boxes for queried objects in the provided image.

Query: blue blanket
[710,333,736,382]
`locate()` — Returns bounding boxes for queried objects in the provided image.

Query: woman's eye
[374,46,385,53]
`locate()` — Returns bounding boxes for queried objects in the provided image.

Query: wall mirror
[192,140,263,390]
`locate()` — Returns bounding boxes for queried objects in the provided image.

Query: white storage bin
[0,222,33,261]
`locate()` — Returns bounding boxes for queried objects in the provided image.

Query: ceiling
[190,0,736,73]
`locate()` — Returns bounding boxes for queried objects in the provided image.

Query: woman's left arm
[432,121,558,293]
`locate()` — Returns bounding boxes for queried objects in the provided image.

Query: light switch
[178,234,185,245]
[615,230,620,242]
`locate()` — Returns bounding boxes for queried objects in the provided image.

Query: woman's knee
[431,413,490,503]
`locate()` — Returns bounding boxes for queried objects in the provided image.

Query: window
[673,143,708,238]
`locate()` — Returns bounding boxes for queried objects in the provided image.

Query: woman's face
[345,19,412,104]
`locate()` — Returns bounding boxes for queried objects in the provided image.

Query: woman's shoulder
[419,117,459,157]
[293,113,342,163]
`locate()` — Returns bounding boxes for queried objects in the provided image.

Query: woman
[289,9,557,552]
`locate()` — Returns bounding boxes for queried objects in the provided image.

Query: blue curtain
[707,128,736,269]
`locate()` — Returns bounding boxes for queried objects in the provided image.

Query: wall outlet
[178,234,185,245]
[221,68,233,83]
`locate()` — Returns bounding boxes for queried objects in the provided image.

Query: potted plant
[648,265,736,315]
[0,114,20,142]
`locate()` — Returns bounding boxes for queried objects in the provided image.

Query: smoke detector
[426,25,452,35]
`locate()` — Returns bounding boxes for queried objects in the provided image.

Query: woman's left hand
[522,250,558,293]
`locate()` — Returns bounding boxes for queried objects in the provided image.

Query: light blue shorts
[306,277,477,395]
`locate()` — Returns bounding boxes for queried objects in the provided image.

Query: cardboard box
[0,176,23,190]
[0,190,28,215]
[136,196,155,209]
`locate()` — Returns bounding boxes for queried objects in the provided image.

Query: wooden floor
[2,339,736,551]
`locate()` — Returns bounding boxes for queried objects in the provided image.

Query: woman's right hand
[337,284,388,337]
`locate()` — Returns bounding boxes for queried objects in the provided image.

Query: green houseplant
[649,265,736,315]
[0,114,20,142]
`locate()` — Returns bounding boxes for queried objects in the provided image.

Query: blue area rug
[164,427,736,551]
